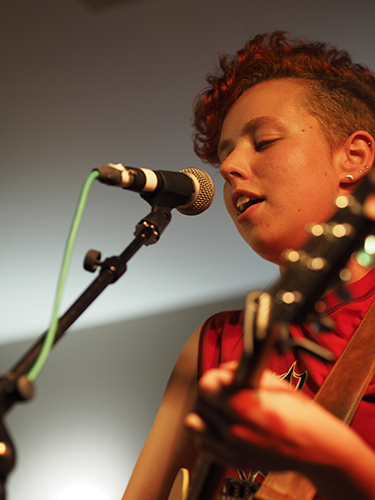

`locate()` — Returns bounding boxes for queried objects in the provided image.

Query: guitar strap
[254,297,375,500]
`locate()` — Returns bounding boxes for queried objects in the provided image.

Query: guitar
[168,470,260,500]
[168,175,375,500]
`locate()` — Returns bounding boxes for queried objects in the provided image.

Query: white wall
[2,0,375,498]
[0,295,245,500]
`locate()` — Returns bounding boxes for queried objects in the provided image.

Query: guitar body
[168,468,189,500]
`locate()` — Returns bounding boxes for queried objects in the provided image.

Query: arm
[185,362,375,500]
[122,325,201,500]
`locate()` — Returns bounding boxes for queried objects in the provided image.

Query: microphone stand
[0,197,174,499]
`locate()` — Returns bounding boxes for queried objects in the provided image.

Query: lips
[235,194,265,214]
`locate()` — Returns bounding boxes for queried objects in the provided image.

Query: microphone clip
[134,205,172,246]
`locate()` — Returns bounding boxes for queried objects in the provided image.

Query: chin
[245,229,311,265]
[247,239,283,265]
[257,251,283,266]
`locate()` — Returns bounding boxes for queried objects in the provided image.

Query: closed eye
[254,139,277,152]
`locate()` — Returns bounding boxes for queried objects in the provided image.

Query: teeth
[236,195,252,213]
[236,194,263,214]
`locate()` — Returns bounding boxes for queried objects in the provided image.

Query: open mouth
[236,194,265,214]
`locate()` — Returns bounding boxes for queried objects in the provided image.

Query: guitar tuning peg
[274,324,291,355]
[335,282,352,301]
[313,317,336,333]
[273,324,335,362]
[318,271,352,302]
[290,338,335,364]
[311,300,336,332]
[353,235,375,268]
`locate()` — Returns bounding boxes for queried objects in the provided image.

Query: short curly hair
[193,31,375,166]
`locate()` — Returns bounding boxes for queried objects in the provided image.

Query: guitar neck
[186,456,226,500]
[184,176,375,500]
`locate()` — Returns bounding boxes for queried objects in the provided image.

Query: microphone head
[177,167,215,215]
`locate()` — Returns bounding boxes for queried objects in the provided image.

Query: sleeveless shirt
[198,267,375,464]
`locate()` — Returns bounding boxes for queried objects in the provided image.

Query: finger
[184,412,206,433]
[184,412,243,466]
[218,360,239,371]
[196,384,264,441]
[257,370,293,391]
[229,388,295,439]
[199,366,236,393]
[191,420,268,472]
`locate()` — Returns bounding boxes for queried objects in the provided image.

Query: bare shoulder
[122,324,203,500]
[167,322,201,389]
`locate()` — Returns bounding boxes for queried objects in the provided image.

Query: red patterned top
[197,268,375,483]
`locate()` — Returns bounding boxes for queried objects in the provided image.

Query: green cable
[27,169,100,382]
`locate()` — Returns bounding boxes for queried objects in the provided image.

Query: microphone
[95,163,215,215]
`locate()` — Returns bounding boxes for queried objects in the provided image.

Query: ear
[337,131,375,190]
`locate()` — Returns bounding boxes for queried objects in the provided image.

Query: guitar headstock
[237,175,375,389]
[270,175,375,326]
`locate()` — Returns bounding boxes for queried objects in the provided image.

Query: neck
[345,258,374,284]
[279,258,374,284]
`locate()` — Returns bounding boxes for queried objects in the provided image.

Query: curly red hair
[193,31,375,166]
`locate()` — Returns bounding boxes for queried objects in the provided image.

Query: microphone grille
[177,167,215,216]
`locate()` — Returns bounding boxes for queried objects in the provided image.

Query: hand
[184,361,350,475]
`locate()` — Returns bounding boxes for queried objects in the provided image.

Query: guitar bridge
[218,477,261,500]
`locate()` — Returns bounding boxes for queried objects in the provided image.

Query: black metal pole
[0,204,173,498]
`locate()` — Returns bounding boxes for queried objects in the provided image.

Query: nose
[219,145,251,185]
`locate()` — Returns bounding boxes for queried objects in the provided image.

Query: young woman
[122,32,375,500]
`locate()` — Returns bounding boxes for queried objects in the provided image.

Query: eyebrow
[217,115,282,160]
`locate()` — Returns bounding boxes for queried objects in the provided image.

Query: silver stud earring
[359,169,363,174]
[366,165,370,169]
[346,174,354,181]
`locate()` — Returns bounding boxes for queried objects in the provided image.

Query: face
[218,79,344,265]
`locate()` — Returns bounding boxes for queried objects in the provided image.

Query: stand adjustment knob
[84,250,102,272]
